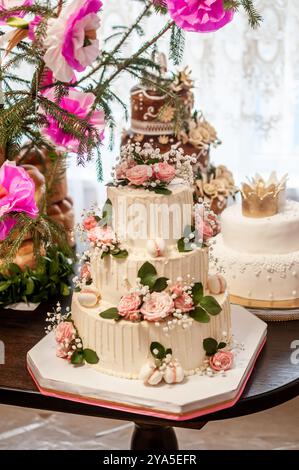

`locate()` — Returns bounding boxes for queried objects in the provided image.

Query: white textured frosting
[91,247,209,305]
[221,200,299,254]
[72,291,231,379]
[213,235,299,301]
[108,185,194,252]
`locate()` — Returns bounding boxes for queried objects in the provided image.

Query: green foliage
[203,337,227,356]
[0,247,73,306]
[99,307,121,320]
[224,0,262,28]
[150,341,172,360]
[169,24,185,66]
[189,282,222,323]
[137,262,169,293]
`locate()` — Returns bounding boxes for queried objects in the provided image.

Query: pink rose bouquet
[41,88,105,153]
[118,293,142,321]
[44,0,102,82]
[166,0,234,33]
[0,161,38,240]
[141,291,174,321]
[209,350,233,371]
[153,162,176,183]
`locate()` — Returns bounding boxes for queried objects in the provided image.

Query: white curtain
[68,0,299,220]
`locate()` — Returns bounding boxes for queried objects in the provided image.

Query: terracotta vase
[18,144,75,246]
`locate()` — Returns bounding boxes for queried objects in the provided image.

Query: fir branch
[169,24,185,66]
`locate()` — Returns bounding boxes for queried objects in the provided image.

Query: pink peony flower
[126,164,152,186]
[141,291,174,322]
[41,88,105,153]
[166,0,234,33]
[44,0,102,82]
[153,161,176,183]
[87,225,115,245]
[118,292,141,321]
[83,215,97,231]
[28,15,42,41]
[0,0,32,25]
[174,291,193,313]
[209,350,233,371]
[0,161,38,240]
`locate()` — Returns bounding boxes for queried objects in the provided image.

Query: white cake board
[27,306,267,421]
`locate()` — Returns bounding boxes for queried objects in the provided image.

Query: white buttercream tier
[213,235,299,302]
[90,247,209,305]
[221,200,299,254]
[108,184,194,251]
[71,291,231,379]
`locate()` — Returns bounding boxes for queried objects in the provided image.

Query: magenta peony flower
[28,15,42,41]
[44,0,102,82]
[0,0,32,25]
[0,161,38,240]
[41,87,105,152]
[166,0,234,33]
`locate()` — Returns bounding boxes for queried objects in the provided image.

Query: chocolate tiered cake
[122,68,237,214]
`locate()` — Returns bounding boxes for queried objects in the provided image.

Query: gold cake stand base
[230,294,299,321]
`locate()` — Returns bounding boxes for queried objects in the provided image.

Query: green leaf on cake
[71,350,84,365]
[199,296,222,315]
[177,237,193,253]
[138,262,157,279]
[112,249,128,259]
[100,307,121,320]
[83,348,99,364]
[101,251,110,259]
[218,342,227,350]
[192,282,204,304]
[141,274,157,289]
[203,338,218,356]
[152,277,169,292]
[189,306,210,323]
[153,187,172,195]
[150,341,166,360]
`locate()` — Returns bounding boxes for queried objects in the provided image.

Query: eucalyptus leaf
[138,262,157,279]
[152,277,169,292]
[192,282,204,304]
[189,306,210,323]
[203,338,218,356]
[83,349,99,364]
[100,307,121,320]
[199,296,222,315]
[153,187,172,195]
[71,350,84,365]
[150,341,166,360]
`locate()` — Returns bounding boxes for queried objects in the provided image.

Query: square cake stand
[27,305,267,421]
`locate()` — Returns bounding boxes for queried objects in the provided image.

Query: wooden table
[1,296,299,450]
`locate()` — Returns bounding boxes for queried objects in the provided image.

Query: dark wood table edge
[1,377,299,430]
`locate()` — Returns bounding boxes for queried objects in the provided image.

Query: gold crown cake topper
[241,172,288,218]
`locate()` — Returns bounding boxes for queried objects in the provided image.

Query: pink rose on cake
[206,211,221,236]
[115,160,135,180]
[197,217,214,242]
[166,0,234,33]
[171,283,193,312]
[83,215,97,231]
[80,263,91,281]
[209,351,233,371]
[87,225,115,245]
[118,292,141,321]
[126,164,152,186]
[55,321,76,359]
[141,291,174,321]
[153,162,176,183]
